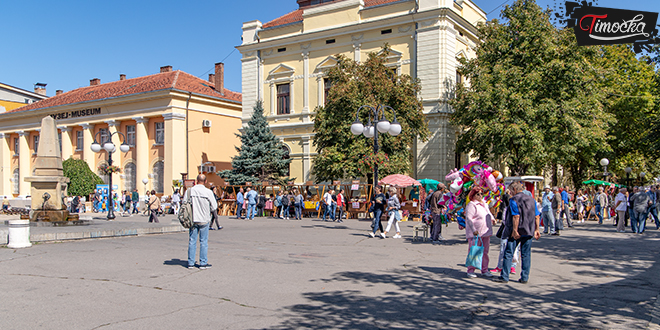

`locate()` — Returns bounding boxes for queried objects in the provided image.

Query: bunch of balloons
[439,161,505,224]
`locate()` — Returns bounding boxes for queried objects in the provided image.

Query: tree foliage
[312,46,429,182]
[218,101,292,185]
[62,158,103,197]
[451,0,611,182]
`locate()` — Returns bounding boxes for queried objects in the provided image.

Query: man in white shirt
[614,188,628,233]
[185,174,218,270]
[322,189,335,221]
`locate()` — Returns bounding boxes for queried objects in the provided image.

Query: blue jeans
[282,204,290,218]
[500,236,532,282]
[323,204,335,221]
[93,200,100,212]
[633,210,648,233]
[132,201,139,214]
[247,203,256,219]
[188,223,209,267]
[236,202,243,218]
[294,204,302,219]
[649,205,659,229]
[542,210,555,234]
[372,209,383,234]
[595,205,603,224]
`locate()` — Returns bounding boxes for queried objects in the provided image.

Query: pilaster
[302,52,310,113]
[58,126,73,160]
[163,113,186,196]
[17,131,30,197]
[132,117,149,196]
[301,136,311,182]
[0,133,11,196]
[80,123,95,170]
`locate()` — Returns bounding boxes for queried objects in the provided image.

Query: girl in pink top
[464,186,496,278]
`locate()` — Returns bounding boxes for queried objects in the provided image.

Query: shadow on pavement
[163,258,189,268]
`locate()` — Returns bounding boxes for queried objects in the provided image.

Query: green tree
[451,0,611,180]
[62,158,103,196]
[312,46,429,182]
[218,101,292,185]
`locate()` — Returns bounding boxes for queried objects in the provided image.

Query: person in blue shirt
[647,186,658,229]
[560,186,573,228]
[235,188,244,219]
[541,186,556,235]
[246,186,258,220]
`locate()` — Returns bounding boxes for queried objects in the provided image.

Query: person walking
[595,187,607,224]
[336,189,346,223]
[281,190,291,220]
[209,185,222,230]
[541,186,556,235]
[647,185,658,230]
[575,189,585,223]
[560,186,573,228]
[630,187,652,234]
[185,174,217,269]
[493,182,541,284]
[294,189,303,220]
[93,189,101,213]
[383,187,402,238]
[275,191,283,218]
[245,186,257,220]
[369,186,386,238]
[131,189,139,214]
[171,189,181,215]
[551,187,562,234]
[464,186,495,278]
[143,191,151,215]
[235,188,244,219]
[430,183,447,242]
[614,187,628,233]
[148,190,160,223]
[322,189,335,221]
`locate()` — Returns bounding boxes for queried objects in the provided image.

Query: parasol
[582,179,621,187]
[418,178,440,192]
[378,174,422,187]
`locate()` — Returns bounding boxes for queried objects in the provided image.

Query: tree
[451,0,611,179]
[312,46,429,182]
[62,158,103,197]
[218,101,292,185]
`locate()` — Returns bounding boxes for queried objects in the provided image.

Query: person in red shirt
[336,189,346,223]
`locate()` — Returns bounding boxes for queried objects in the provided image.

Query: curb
[1,225,186,245]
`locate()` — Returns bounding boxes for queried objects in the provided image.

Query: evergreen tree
[218,101,292,185]
[62,158,104,196]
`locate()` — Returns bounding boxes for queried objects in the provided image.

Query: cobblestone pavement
[1,215,659,329]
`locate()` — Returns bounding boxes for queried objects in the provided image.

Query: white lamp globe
[388,122,402,136]
[599,158,609,167]
[90,143,102,153]
[103,142,115,152]
[377,120,391,133]
[119,143,130,153]
[625,167,632,173]
[142,178,149,185]
[363,126,374,138]
[350,121,364,135]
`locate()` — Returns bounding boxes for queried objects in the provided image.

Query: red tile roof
[263,0,406,29]
[6,71,241,114]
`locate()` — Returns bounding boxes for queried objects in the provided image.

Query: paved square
[1,216,659,329]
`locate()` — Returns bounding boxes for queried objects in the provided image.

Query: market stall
[344,180,372,219]
[378,174,423,221]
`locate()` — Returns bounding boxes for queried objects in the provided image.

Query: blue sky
[2,0,659,97]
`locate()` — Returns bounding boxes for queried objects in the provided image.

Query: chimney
[208,73,215,83]
[56,90,63,96]
[214,62,224,96]
[90,78,100,86]
[34,82,47,96]
[160,65,172,73]
[119,74,126,81]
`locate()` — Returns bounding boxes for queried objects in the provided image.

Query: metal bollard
[7,219,32,248]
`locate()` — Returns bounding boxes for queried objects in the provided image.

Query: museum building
[0,63,242,199]
[238,0,485,183]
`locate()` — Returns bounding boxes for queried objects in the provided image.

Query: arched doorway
[124,162,136,192]
[152,161,164,194]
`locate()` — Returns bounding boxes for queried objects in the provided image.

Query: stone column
[81,123,95,170]
[58,126,73,160]
[163,113,186,196]
[302,52,310,113]
[317,76,324,108]
[270,82,276,115]
[105,120,122,191]
[301,136,311,182]
[289,79,295,114]
[353,43,361,62]
[17,131,30,198]
[132,117,149,195]
[0,133,11,196]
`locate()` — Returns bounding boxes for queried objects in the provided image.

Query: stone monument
[24,116,77,222]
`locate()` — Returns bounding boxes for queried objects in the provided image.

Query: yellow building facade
[0,64,241,199]
[237,0,485,183]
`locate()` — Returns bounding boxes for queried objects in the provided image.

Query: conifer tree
[218,101,292,185]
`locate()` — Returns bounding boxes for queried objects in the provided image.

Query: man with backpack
[184,174,217,270]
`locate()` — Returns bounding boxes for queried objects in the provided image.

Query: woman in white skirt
[383,187,402,238]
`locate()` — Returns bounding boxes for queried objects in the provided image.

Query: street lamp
[90,131,131,220]
[640,172,646,186]
[599,158,610,180]
[625,167,632,187]
[350,104,401,187]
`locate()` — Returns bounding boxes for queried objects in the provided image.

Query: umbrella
[418,178,440,192]
[582,179,621,187]
[378,174,422,187]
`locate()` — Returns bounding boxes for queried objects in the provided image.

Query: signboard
[333,180,341,186]
[50,107,102,120]
[245,182,252,186]
[96,184,118,212]
[184,180,195,188]
[351,180,360,191]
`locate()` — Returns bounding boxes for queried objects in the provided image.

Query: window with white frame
[277,84,290,115]
[154,122,164,145]
[99,128,109,144]
[76,131,83,151]
[126,125,136,146]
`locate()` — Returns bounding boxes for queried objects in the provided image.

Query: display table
[347,201,368,219]
[401,201,422,221]
[220,199,236,216]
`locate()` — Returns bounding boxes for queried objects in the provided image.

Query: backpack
[178,190,194,228]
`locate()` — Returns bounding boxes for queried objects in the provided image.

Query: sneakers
[199,264,212,270]
[380,233,386,238]
[482,272,495,278]
[492,277,508,283]
[393,234,402,239]
[467,273,477,278]
[369,232,375,238]
[437,235,445,240]
[188,265,195,270]
[490,267,502,273]
[518,278,528,284]
[511,267,516,274]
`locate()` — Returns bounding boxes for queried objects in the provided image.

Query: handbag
[495,224,505,239]
[609,208,616,217]
[465,236,484,268]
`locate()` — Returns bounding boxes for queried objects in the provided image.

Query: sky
[2,0,659,97]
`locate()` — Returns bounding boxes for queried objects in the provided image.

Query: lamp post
[625,167,632,187]
[350,104,402,187]
[640,172,646,186]
[600,158,610,180]
[90,132,131,220]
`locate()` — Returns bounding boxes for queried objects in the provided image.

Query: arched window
[12,168,19,194]
[153,161,164,194]
[124,162,136,192]
[282,145,290,177]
